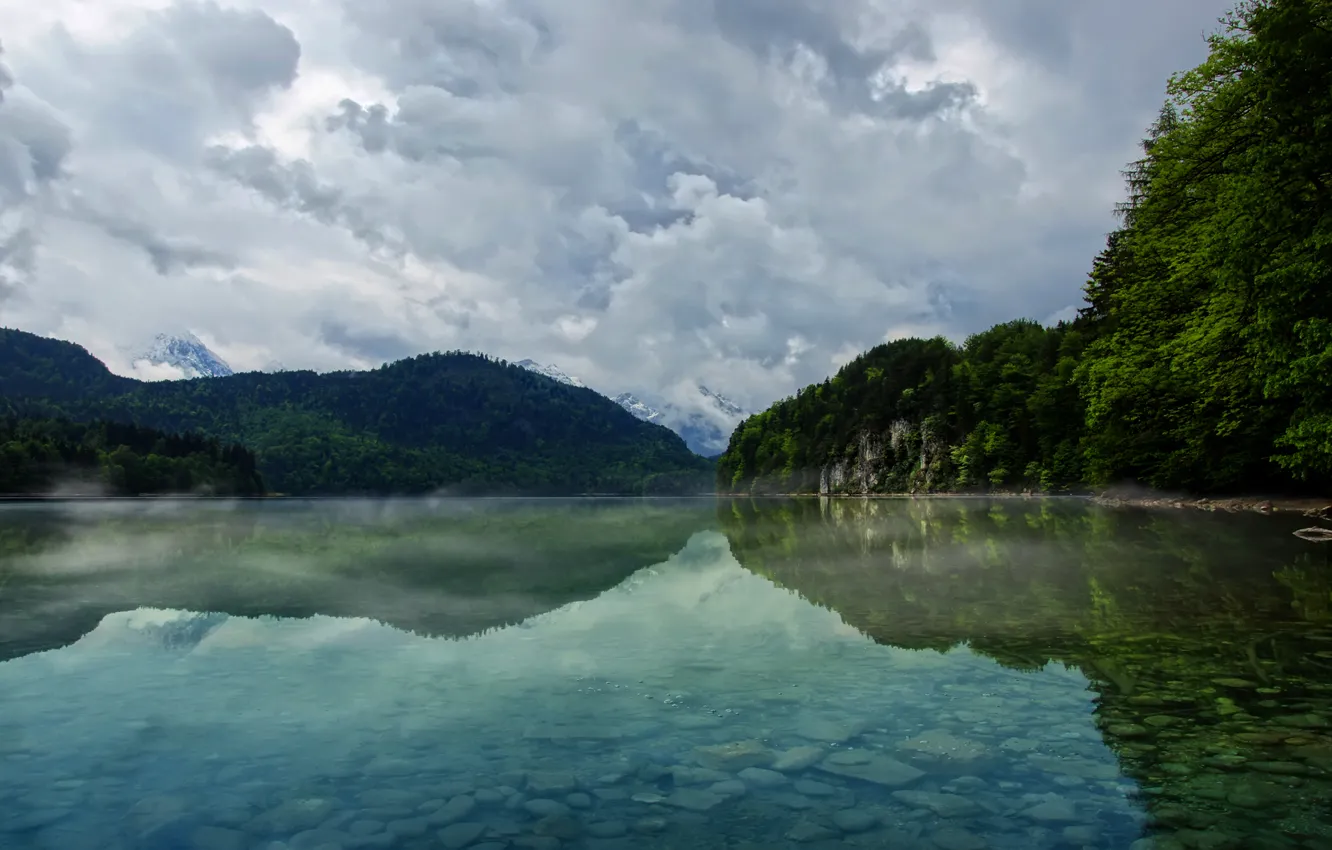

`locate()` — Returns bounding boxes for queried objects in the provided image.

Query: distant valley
[514,359,749,457]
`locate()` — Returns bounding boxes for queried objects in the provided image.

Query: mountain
[612,392,664,424]
[513,359,584,388]
[699,386,745,419]
[136,333,234,378]
[0,328,714,496]
[517,360,748,456]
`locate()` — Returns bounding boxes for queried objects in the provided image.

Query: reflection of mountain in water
[0,499,717,661]
[719,496,1332,847]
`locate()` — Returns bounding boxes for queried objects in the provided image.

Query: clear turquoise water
[0,497,1329,850]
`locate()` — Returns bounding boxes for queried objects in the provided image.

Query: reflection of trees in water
[720,497,1332,846]
[0,500,718,658]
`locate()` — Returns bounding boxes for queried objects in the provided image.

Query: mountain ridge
[135,333,235,378]
[0,328,714,496]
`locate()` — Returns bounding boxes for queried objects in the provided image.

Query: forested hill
[720,0,1332,498]
[0,329,713,496]
[0,415,265,496]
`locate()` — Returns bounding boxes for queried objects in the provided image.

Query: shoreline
[750,491,1332,519]
[1089,493,1331,518]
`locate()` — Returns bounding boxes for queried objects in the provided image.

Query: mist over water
[0,497,1329,850]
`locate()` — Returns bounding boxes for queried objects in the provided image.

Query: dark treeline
[720,0,1332,497]
[0,416,265,496]
[0,332,714,496]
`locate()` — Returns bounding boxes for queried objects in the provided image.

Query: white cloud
[0,0,1234,412]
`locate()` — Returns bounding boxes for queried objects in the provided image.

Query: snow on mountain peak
[136,333,234,379]
[612,392,664,424]
[514,359,585,388]
[516,358,750,456]
[697,385,746,419]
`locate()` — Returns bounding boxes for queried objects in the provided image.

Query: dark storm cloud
[704,0,973,118]
[0,41,73,301]
[204,144,400,255]
[317,320,420,364]
[0,41,12,100]
[43,1,299,161]
[76,209,237,275]
[156,1,301,97]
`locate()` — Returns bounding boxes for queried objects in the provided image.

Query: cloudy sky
[0,0,1233,409]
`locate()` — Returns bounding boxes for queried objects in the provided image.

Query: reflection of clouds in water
[34,532,861,684]
[3,529,1032,746]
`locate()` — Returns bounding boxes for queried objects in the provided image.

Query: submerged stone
[632,817,668,834]
[693,740,772,771]
[437,822,487,849]
[429,796,477,826]
[816,753,924,788]
[248,798,335,834]
[825,749,873,766]
[794,717,865,743]
[1275,714,1330,729]
[525,772,579,795]
[190,826,247,850]
[792,779,836,797]
[771,746,826,772]
[587,820,628,838]
[709,780,747,797]
[1108,723,1151,738]
[534,814,582,839]
[930,826,989,850]
[664,788,725,812]
[1144,715,1182,728]
[897,729,990,764]
[523,799,569,818]
[1022,799,1080,823]
[831,807,878,833]
[891,790,981,818]
[785,821,838,842]
[737,767,787,787]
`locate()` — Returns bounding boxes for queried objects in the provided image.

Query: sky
[0,0,1235,410]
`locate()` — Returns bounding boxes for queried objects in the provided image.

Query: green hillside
[0,329,713,496]
[0,414,265,496]
[720,0,1332,498]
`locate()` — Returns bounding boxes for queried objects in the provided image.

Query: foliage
[0,330,713,495]
[0,416,264,496]
[718,322,1090,493]
[721,0,1332,496]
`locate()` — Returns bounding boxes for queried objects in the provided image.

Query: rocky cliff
[816,418,953,495]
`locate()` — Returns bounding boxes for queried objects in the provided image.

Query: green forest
[720,0,1332,497]
[0,330,713,496]
[0,415,264,496]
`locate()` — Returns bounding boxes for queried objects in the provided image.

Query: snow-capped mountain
[699,386,745,419]
[666,386,750,457]
[612,392,665,424]
[514,359,585,388]
[136,333,233,378]
[517,360,749,456]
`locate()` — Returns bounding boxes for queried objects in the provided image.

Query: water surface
[1,496,1330,850]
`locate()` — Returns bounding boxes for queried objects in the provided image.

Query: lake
[0,497,1330,850]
